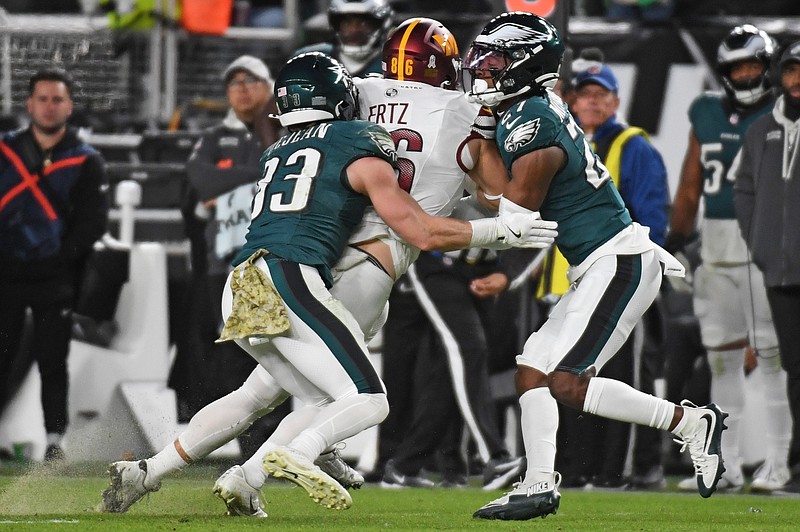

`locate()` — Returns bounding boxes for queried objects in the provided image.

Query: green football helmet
[274,52,359,128]
[462,12,564,108]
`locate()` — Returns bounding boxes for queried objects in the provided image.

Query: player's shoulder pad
[349,120,397,165]
[690,91,724,114]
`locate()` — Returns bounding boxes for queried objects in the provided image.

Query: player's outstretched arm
[347,157,556,251]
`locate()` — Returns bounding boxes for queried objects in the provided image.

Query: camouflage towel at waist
[216,249,290,342]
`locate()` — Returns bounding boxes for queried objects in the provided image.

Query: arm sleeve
[619,136,669,246]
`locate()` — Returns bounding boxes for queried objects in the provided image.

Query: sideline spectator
[0,68,109,461]
[605,0,674,22]
[734,40,800,494]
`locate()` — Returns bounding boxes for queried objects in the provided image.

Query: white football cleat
[99,460,160,513]
[213,465,267,517]
[677,472,742,493]
[474,472,561,520]
[751,458,791,492]
[673,400,728,498]
[263,446,352,510]
[315,448,364,489]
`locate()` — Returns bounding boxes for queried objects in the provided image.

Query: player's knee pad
[363,392,390,425]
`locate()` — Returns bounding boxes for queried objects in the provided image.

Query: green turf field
[1,461,798,531]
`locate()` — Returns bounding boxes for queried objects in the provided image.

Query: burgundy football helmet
[382,17,460,89]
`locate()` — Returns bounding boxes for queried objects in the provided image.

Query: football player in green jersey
[99,51,557,516]
[226,51,557,511]
[462,12,727,520]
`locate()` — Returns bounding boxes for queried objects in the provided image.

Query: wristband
[468,218,502,248]
[499,196,536,217]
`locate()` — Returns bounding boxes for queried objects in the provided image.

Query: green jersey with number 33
[494,91,631,265]
[233,119,397,286]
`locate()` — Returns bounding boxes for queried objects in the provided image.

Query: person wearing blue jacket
[0,69,109,461]
[571,60,668,245]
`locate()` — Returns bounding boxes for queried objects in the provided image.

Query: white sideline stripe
[0,519,79,524]
[407,263,491,462]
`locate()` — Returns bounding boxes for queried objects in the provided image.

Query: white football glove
[498,196,534,217]
[469,212,558,250]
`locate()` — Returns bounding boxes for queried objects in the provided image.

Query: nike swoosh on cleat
[282,469,299,479]
[700,413,713,452]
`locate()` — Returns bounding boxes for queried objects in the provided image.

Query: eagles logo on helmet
[462,11,564,108]
[716,24,775,107]
[382,17,460,89]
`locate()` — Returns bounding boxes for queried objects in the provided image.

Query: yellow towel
[216,249,290,342]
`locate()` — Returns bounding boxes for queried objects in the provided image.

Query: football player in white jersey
[342,16,522,488]
[333,17,508,341]
[98,18,549,517]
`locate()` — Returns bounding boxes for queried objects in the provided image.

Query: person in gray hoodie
[734,40,800,494]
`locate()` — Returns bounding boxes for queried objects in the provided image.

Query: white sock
[520,388,558,484]
[707,348,744,472]
[46,433,62,446]
[144,441,187,488]
[583,376,674,430]
[760,347,792,465]
[241,405,321,489]
[290,393,388,461]
[241,440,279,490]
[147,371,288,486]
